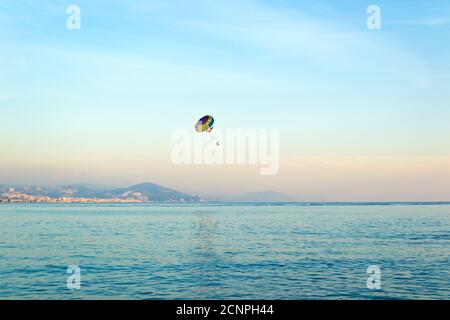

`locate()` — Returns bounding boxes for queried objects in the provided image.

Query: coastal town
[0,188,144,203]
[0,183,200,203]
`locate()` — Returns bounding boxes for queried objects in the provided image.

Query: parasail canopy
[195,115,214,132]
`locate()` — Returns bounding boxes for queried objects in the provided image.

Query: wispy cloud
[123,0,434,86]
[391,17,449,27]
[0,0,437,87]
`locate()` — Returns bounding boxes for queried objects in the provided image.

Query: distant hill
[10,185,105,198]
[105,183,199,202]
[66,182,111,190]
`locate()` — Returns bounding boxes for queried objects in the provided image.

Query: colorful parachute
[195,115,214,132]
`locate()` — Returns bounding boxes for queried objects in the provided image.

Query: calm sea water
[0,203,449,299]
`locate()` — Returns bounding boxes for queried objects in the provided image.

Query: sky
[1,0,450,201]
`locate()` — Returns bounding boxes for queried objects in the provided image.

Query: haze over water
[0,203,449,299]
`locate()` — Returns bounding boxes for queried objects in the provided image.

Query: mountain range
[0,183,200,203]
[0,183,295,203]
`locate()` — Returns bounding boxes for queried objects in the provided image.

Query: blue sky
[1,0,450,200]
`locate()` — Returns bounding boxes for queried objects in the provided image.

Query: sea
[0,203,449,299]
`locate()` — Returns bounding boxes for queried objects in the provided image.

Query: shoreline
[1,201,450,206]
